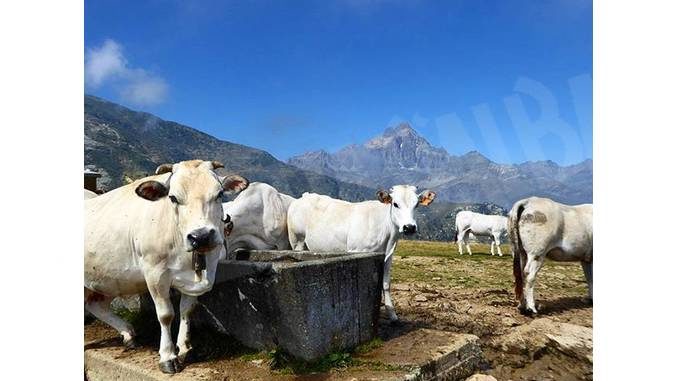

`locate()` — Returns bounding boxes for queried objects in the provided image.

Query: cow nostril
[187,234,197,243]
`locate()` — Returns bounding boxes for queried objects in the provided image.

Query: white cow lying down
[454,211,508,256]
[84,160,249,373]
[508,196,593,315]
[287,185,436,321]
[222,182,296,257]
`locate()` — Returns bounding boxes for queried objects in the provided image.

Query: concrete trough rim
[223,250,386,270]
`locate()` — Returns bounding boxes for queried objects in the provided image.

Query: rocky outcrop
[491,318,592,363]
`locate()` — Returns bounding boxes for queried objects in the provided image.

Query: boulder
[492,318,592,363]
[466,374,498,381]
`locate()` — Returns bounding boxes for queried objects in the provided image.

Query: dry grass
[393,240,588,297]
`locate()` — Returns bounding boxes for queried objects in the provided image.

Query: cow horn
[155,163,173,175]
[211,161,225,170]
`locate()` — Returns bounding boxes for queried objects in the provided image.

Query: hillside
[84,95,375,201]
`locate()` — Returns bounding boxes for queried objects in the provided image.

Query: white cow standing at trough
[287,185,436,321]
[84,160,249,373]
[508,196,593,315]
[221,182,296,257]
[454,211,508,256]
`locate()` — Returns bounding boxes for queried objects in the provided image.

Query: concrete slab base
[356,329,484,381]
[84,325,483,381]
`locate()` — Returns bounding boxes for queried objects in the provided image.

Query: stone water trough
[191,250,385,361]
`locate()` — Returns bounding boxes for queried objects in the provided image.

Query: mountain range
[288,123,592,208]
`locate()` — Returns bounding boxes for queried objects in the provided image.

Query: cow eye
[169,195,179,204]
[393,203,399,208]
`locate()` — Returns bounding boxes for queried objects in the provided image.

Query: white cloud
[120,69,168,106]
[85,39,126,87]
[85,39,169,106]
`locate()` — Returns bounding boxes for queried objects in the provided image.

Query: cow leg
[145,276,181,374]
[85,290,136,349]
[176,294,197,364]
[457,233,464,255]
[289,232,306,251]
[461,230,472,255]
[490,240,495,256]
[495,235,503,257]
[383,253,399,321]
[581,261,593,301]
[522,254,545,315]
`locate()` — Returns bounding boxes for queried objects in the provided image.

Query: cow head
[377,185,436,235]
[135,160,249,253]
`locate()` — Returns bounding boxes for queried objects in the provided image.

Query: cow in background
[454,211,508,256]
[221,182,295,257]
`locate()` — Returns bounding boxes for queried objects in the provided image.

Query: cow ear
[418,190,436,206]
[135,180,169,201]
[376,190,392,204]
[221,175,249,194]
[211,161,224,170]
[155,163,173,175]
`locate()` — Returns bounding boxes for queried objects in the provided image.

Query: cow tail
[509,200,528,302]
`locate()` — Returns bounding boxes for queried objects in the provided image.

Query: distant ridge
[288,123,592,208]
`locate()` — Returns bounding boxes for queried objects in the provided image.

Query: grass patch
[267,348,353,374]
[353,337,384,354]
[392,239,587,296]
[265,337,385,374]
[396,239,511,258]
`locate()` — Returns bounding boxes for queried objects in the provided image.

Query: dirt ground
[387,240,592,381]
[85,240,592,381]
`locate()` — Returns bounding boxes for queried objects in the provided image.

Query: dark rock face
[288,123,592,208]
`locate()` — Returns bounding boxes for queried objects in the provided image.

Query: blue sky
[85,0,592,165]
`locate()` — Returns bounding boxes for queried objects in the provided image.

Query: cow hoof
[178,349,194,365]
[519,306,537,316]
[123,338,138,351]
[159,358,183,374]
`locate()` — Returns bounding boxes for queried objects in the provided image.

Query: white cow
[84,189,98,199]
[221,182,296,257]
[508,197,593,315]
[85,160,249,373]
[287,185,436,321]
[454,211,508,256]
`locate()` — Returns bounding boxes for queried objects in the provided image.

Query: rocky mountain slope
[84,95,375,201]
[288,123,592,208]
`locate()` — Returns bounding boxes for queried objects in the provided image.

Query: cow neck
[382,202,397,239]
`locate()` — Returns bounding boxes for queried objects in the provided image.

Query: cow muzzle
[402,224,417,235]
[187,228,217,252]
